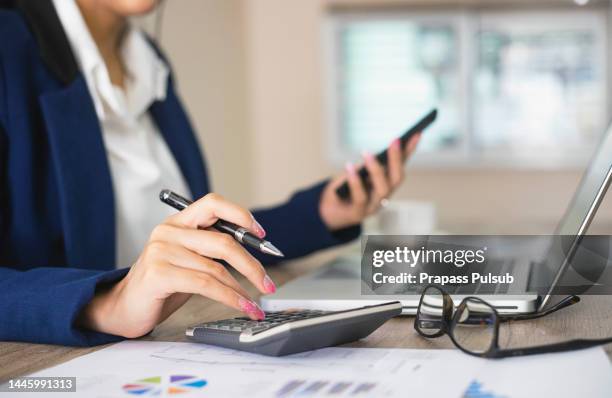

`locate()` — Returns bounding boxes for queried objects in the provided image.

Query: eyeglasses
[414,285,612,358]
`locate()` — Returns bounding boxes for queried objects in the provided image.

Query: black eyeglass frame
[414,284,612,359]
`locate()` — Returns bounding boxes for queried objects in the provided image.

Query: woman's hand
[319,134,421,231]
[78,193,276,338]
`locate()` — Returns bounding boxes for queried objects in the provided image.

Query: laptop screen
[536,125,612,307]
[555,128,612,236]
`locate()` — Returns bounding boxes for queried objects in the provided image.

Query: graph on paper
[462,379,508,398]
[122,374,207,396]
[275,379,380,397]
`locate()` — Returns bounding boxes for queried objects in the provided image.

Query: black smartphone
[335,108,438,201]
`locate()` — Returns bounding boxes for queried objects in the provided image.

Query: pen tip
[261,241,285,257]
[159,189,171,201]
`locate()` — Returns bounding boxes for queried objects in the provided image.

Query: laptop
[262,123,612,315]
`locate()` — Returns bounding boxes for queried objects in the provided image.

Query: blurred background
[140,0,612,235]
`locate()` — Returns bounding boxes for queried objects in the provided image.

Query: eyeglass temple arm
[494,336,612,358]
[500,296,580,322]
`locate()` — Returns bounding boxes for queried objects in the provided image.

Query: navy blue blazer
[0,1,359,346]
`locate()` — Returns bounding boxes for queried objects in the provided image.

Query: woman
[0,0,420,346]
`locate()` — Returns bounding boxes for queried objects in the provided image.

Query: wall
[149,0,251,205]
[148,0,612,234]
[242,0,612,233]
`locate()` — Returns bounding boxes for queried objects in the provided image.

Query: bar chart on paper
[462,380,507,398]
[275,379,380,397]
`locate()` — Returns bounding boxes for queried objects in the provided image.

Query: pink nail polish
[263,274,276,294]
[251,303,266,320]
[345,162,356,177]
[239,297,257,312]
[252,220,266,238]
[391,138,401,150]
[363,151,375,163]
[239,297,266,320]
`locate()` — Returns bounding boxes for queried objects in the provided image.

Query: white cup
[377,200,436,235]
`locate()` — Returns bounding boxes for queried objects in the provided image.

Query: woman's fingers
[363,151,390,201]
[150,224,274,295]
[406,133,422,158]
[363,151,390,213]
[345,162,368,211]
[167,192,265,238]
[157,263,265,320]
[387,138,404,188]
[369,133,421,206]
[151,242,252,299]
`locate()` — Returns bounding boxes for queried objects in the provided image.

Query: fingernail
[251,219,266,239]
[391,138,401,150]
[362,151,375,163]
[263,274,276,294]
[345,162,357,177]
[239,297,266,320]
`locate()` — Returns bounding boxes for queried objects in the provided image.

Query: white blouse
[52,0,191,268]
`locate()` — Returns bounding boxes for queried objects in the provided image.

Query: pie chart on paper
[122,375,207,395]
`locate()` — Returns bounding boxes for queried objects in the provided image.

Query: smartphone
[335,108,438,201]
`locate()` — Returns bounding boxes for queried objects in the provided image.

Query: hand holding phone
[335,109,438,201]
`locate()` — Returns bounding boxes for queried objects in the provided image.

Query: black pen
[159,189,284,257]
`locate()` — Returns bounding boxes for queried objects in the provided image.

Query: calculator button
[201,309,336,334]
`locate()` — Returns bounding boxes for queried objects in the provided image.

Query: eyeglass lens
[451,298,496,354]
[417,286,446,336]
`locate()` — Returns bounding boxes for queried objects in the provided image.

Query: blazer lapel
[39,76,116,270]
[150,82,209,199]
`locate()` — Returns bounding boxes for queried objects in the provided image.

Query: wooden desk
[1,247,612,382]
